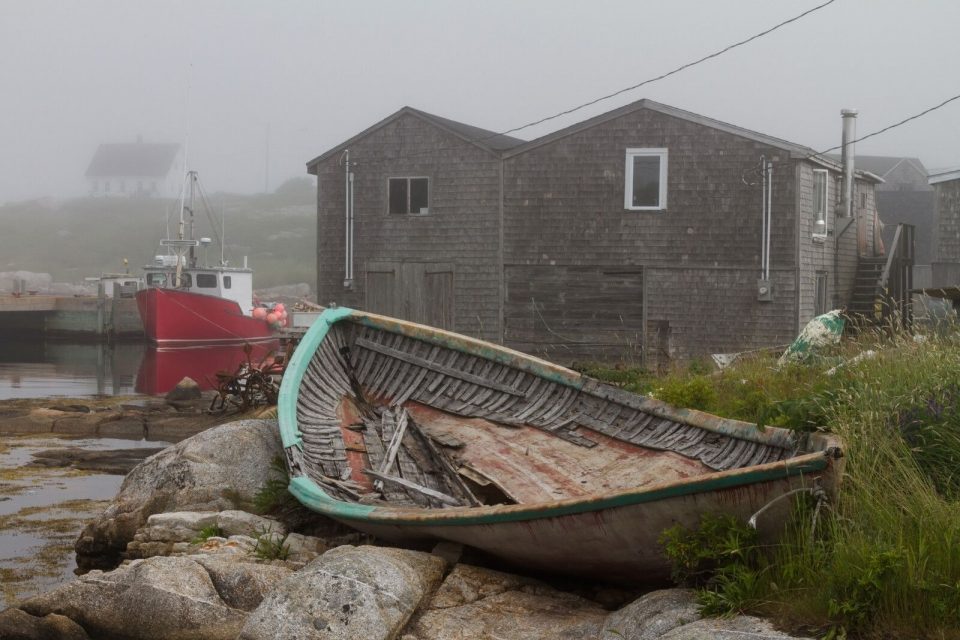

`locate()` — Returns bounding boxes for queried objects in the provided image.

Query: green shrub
[252,527,290,561]
[655,376,717,411]
[254,456,297,514]
[192,524,225,543]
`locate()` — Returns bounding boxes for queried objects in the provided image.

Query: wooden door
[365,261,454,330]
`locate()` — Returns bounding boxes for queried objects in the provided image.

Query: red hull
[136,288,274,344]
[135,341,281,395]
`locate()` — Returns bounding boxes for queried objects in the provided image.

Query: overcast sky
[1,0,958,203]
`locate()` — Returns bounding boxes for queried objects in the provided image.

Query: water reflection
[135,340,282,395]
[0,339,283,399]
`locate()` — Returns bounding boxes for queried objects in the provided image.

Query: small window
[223,276,232,289]
[388,177,429,215]
[815,272,829,316]
[625,148,668,210]
[813,170,828,235]
[196,273,217,288]
[147,272,166,287]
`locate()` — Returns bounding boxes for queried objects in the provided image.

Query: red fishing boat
[135,171,286,345]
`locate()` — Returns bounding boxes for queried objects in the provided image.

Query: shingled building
[85,138,182,198]
[307,100,891,367]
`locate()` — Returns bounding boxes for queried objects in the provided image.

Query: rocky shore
[1,418,811,639]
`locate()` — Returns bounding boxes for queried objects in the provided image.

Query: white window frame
[624,148,668,211]
[813,169,829,237]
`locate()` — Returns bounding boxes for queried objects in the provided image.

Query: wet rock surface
[0,395,241,441]
[1,417,817,640]
[29,446,165,474]
[238,545,447,640]
[20,556,249,640]
[74,419,283,572]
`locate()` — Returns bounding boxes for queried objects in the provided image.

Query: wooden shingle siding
[502,108,799,365]
[310,102,884,366]
[314,113,501,341]
[504,265,644,363]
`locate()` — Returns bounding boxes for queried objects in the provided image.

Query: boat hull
[291,457,827,583]
[136,287,274,345]
[279,307,843,584]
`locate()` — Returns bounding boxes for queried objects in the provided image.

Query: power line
[807,92,960,161]
[338,0,841,167]
[493,0,838,140]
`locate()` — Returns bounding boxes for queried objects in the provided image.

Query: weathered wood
[408,418,481,507]
[378,407,409,476]
[356,337,525,397]
[361,469,461,506]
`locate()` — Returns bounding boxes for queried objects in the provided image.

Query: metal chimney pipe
[840,109,857,219]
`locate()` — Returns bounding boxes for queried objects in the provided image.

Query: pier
[0,293,143,341]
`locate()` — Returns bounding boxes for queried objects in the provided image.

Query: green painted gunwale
[279,306,837,527]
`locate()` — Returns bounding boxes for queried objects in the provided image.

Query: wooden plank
[408,418,481,506]
[355,337,525,397]
[361,469,461,506]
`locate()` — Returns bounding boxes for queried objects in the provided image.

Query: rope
[154,287,255,342]
[747,480,828,543]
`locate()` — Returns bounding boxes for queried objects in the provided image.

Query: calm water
[0,340,281,399]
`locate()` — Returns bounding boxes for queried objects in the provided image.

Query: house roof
[306,107,525,170]
[929,168,960,185]
[307,99,883,182]
[85,142,181,178]
[826,154,928,180]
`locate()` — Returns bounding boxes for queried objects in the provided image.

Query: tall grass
[590,325,960,637]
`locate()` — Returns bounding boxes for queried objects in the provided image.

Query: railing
[877,223,915,328]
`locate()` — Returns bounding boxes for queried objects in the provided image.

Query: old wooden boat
[278,307,843,583]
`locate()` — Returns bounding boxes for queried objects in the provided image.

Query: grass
[588,323,960,638]
[251,526,290,561]
[192,524,225,544]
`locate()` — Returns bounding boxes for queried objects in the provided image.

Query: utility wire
[806,92,960,162]
[493,0,838,140]
[341,0,840,166]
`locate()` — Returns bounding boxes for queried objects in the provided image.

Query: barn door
[365,261,454,330]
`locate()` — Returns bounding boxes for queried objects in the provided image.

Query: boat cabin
[142,263,255,315]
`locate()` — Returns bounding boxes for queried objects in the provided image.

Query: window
[223,276,232,289]
[813,169,828,235]
[625,148,668,210]
[146,272,166,287]
[815,272,829,316]
[388,177,429,215]
[196,273,218,288]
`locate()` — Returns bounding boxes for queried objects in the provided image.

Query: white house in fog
[85,138,183,198]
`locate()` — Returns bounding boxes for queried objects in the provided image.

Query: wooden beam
[361,469,461,507]
[355,337,524,397]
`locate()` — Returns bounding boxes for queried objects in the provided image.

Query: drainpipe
[341,150,354,289]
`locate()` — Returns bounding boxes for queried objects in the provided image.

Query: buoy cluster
[252,302,288,329]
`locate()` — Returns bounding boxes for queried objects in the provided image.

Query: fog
[1,0,958,203]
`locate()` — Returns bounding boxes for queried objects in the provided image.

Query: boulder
[661,615,807,639]
[20,556,248,640]
[217,510,286,538]
[0,608,90,640]
[409,564,607,640]
[165,377,202,403]
[239,545,446,640]
[75,419,283,571]
[601,589,701,640]
[192,555,293,611]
